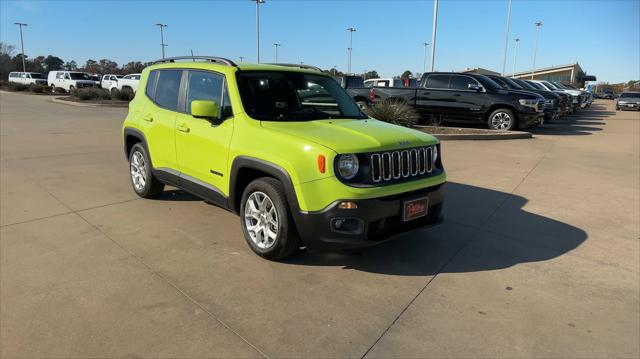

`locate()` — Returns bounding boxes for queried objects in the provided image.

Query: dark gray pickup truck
[364,72,545,130]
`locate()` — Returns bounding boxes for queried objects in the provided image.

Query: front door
[175,70,234,197]
[448,74,484,121]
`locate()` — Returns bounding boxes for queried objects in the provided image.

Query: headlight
[519,99,538,108]
[432,145,439,164]
[544,99,555,105]
[337,154,359,180]
[618,101,627,104]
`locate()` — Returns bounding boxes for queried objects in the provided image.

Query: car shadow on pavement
[283,182,587,276]
[532,108,610,136]
[156,189,201,201]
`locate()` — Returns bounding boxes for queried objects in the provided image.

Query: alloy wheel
[491,112,512,130]
[244,191,279,249]
[130,151,147,191]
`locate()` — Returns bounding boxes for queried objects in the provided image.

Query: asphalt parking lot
[1,92,638,358]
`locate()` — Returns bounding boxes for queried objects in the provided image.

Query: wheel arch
[123,127,150,162]
[229,156,300,214]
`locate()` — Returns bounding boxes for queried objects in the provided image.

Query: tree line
[0,42,148,81]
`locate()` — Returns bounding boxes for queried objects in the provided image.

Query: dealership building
[511,63,596,87]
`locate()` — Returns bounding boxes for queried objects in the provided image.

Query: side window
[9,73,16,78]
[154,70,182,110]
[20,73,27,78]
[132,75,140,80]
[450,75,478,90]
[64,73,71,80]
[123,75,131,79]
[56,72,63,79]
[363,81,373,88]
[185,70,224,114]
[145,70,158,99]
[111,76,117,81]
[425,75,450,89]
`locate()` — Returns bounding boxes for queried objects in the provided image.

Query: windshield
[501,77,524,90]
[237,71,366,121]
[512,78,537,90]
[621,92,640,98]
[69,73,91,80]
[541,81,559,90]
[30,73,45,79]
[527,81,546,90]
[476,75,503,91]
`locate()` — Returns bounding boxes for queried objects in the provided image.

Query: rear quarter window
[145,70,159,99]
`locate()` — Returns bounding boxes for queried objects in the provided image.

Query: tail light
[369,88,375,102]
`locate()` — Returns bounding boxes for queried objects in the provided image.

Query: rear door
[140,69,180,171]
[448,74,484,121]
[415,74,452,119]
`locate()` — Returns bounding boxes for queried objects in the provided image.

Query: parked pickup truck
[108,73,141,97]
[336,75,373,109]
[368,72,545,130]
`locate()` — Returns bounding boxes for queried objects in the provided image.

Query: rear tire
[487,108,517,130]
[128,143,164,199]
[240,177,301,260]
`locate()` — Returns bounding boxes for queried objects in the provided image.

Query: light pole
[156,23,168,59]
[273,43,281,63]
[239,56,245,63]
[422,42,429,73]
[430,0,438,72]
[501,0,512,75]
[14,22,27,72]
[252,0,266,63]
[531,21,542,79]
[512,38,520,75]
[347,27,356,74]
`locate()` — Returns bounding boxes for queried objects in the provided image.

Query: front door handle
[142,115,153,122]
[177,124,190,133]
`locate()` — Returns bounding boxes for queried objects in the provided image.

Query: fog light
[338,201,358,209]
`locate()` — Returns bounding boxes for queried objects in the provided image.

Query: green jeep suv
[122,56,446,259]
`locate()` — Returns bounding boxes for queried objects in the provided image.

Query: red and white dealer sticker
[403,197,429,222]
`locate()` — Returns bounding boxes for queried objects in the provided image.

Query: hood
[260,118,438,153]
[503,89,544,99]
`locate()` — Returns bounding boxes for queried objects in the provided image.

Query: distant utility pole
[252,0,266,63]
[347,27,356,74]
[430,0,438,72]
[513,38,520,75]
[239,56,245,62]
[531,21,542,79]
[14,22,27,72]
[501,0,512,75]
[156,23,168,59]
[273,43,281,63]
[422,42,429,73]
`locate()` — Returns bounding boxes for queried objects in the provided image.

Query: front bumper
[292,184,444,251]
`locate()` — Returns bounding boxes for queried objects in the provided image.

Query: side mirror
[468,84,482,92]
[191,100,220,121]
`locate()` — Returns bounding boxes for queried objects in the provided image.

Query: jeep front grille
[370,147,436,183]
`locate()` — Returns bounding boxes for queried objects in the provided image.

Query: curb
[51,97,128,108]
[414,126,532,141]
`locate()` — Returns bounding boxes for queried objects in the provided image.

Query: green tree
[401,70,413,79]
[98,59,119,74]
[84,59,99,73]
[43,55,64,71]
[0,43,16,80]
[64,60,78,70]
[122,61,146,74]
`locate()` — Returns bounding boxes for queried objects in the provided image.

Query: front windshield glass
[69,73,90,80]
[621,92,640,98]
[512,78,538,90]
[30,73,45,79]
[237,71,366,121]
[527,81,546,90]
[476,75,503,91]
[501,77,523,90]
[542,81,559,90]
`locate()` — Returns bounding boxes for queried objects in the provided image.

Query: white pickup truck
[107,73,141,97]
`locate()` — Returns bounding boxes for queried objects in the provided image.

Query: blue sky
[1,0,638,83]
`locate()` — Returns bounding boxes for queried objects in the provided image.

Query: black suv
[368,72,545,130]
[486,75,562,123]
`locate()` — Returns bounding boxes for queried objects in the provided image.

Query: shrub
[364,98,419,127]
[30,83,49,93]
[73,88,112,101]
[7,82,29,92]
[54,86,66,94]
[110,88,133,101]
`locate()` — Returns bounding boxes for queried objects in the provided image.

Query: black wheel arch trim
[229,156,301,214]
[123,127,150,162]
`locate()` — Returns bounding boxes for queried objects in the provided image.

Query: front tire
[487,108,517,130]
[128,143,164,198]
[240,178,300,260]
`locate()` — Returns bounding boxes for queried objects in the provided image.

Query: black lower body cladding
[291,184,444,251]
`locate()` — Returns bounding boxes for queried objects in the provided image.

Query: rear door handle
[177,124,190,133]
[142,115,153,122]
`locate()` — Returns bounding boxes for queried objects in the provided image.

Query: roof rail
[266,63,323,72]
[152,56,237,66]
